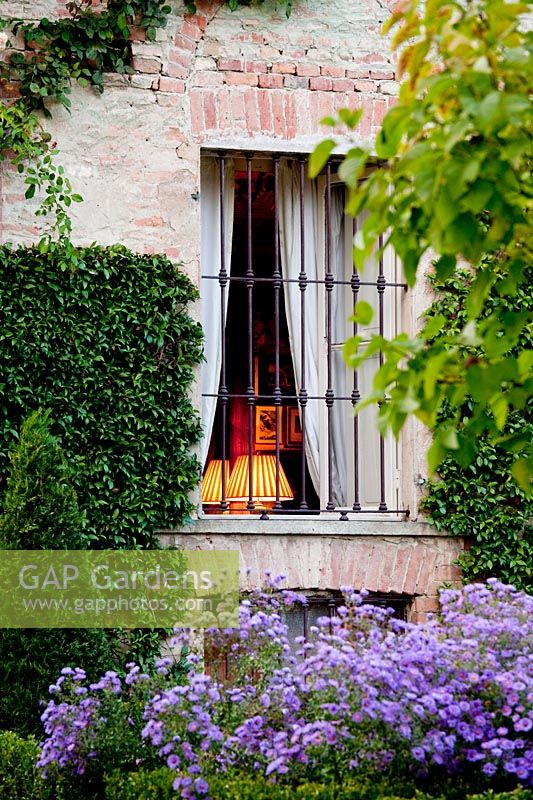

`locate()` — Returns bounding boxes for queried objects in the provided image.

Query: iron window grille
[201,150,409,521]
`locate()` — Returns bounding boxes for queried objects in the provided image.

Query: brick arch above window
[162,0,227,88]
[126,0,398,138]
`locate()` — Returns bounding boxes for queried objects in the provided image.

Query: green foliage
[0,0,293,231]
[0,410,115,736]
[0,0,172,232]
[104,770,533,800]
[0,0,295,119]
[0,731,86,800]
[0,731,51,800]
[0,409,86,549]
[0,240,202,548]
[420,267,533,591]
[1,0,291,121]
[315,0,533,487]
[0,628,115,737]
[2,747,531,800]
[0,105,81,238]
[2,0,171,115]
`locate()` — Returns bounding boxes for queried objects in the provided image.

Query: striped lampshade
[202,459,230,505]
[226,455,293,503]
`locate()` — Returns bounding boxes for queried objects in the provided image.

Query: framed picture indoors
[286,406,302,447]
[254,354,294,400]
[255,406,280,449]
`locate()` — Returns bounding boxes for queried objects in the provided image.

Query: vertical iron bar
[325,164,335,512]
[377,235,387,511]
[303,604,309,641]
[298,157,308,510]
[273,156,282,509]
[351,213,361,512]
[246,154,255,512]
[218,154,229,513]
[328,599,335,635]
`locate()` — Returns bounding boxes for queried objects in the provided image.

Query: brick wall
[159,521,465,621]
[1,0,399,255]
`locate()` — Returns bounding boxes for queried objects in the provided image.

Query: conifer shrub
[0,410,114,736]
[0,409,86,549]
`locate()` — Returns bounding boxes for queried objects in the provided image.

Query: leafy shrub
[0,411,115,735]
[0,731,46,800]
[421,267,533,591]
[0,628,115,737]
[104,768,533,799]
[0,730,77,800]
[39,581,533,799]
[104,767,175,799]
[0,241,203,547]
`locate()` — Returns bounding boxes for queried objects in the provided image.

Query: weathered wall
[1,0,398,266]
[159,520,465,620]
[1,0,452,592]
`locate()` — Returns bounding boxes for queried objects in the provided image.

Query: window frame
[199,149,408,521]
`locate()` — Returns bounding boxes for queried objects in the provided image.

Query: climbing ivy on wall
[0,242,203,548]
[0,0,292,120]
[2,1,173,116]
[421,264,533,592]
[0,0,174,232]
[0,0,292,227]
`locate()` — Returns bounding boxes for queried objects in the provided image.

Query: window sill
[158,516,446,538]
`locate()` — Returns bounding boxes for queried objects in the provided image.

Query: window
[282,591,409,641]
[200,151,407,519]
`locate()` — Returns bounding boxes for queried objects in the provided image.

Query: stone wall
[159,520,465,620]
[1,0,399,260]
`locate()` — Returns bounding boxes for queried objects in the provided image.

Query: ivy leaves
[3,1,172,116]
[0,0,173,235]
[0,243,203,548]
[312,0,533,491]
[421,270,533,591]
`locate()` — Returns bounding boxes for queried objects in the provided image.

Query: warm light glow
[202,459,230,504]
[226,455,294,504]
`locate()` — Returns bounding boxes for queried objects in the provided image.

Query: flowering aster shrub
[39,579,533,799]
[37,660,179,786]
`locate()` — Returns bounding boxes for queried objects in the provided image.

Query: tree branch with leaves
[311,0,532,492]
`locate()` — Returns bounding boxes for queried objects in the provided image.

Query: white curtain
[279,160,321,497]
[200,157,235,467]
[330,185,349,506]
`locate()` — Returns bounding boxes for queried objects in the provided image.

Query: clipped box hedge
[2,735,531,800]
[103,768,533,800]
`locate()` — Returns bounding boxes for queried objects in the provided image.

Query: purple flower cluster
[38,662,155,778]
[39,580,533,799]
[38,667,99,777]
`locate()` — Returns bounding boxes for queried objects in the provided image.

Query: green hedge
[0,242,203,548]
[1,745,531,800]
[103,769,533,800]
[421,266,533,591]
[0,731,76,800]
[0,731,47,800]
